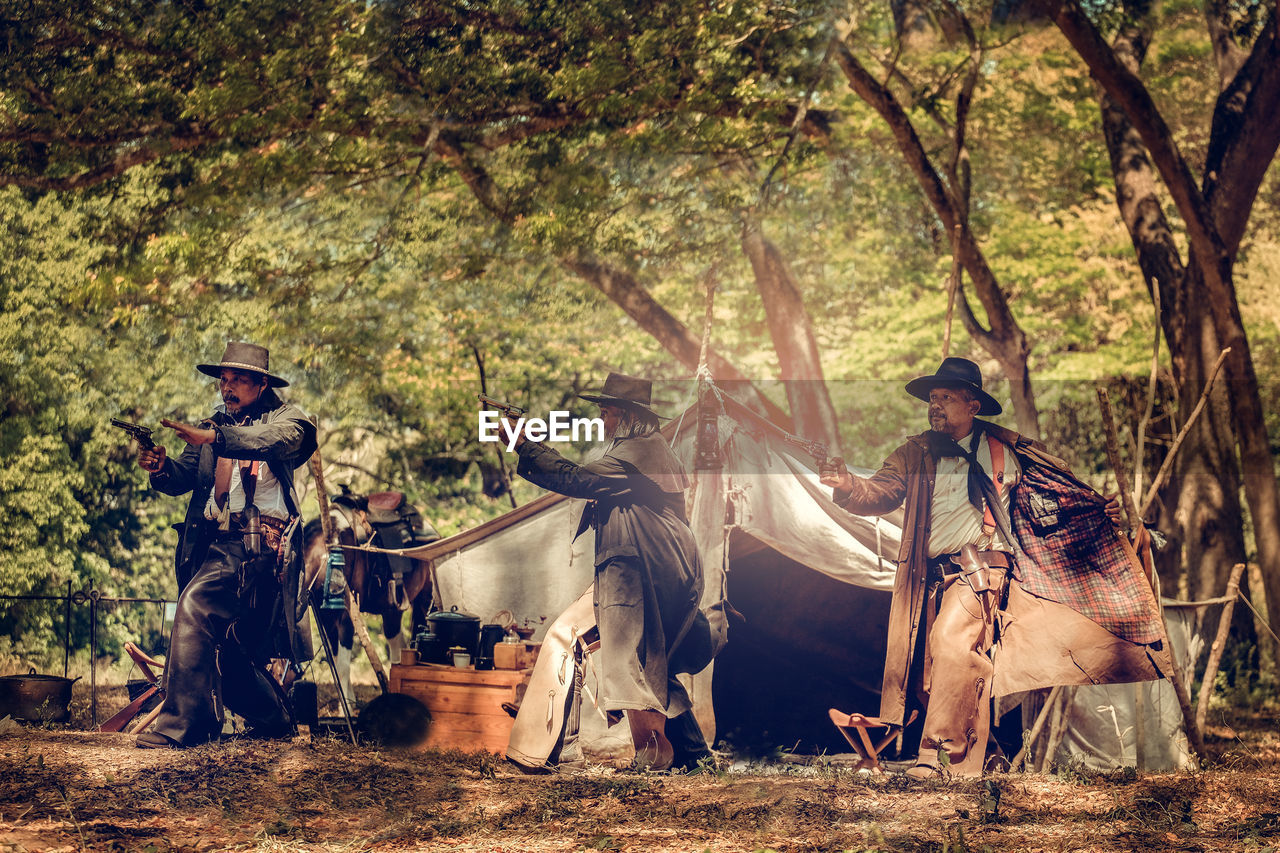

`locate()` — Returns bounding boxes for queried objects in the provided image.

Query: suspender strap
[982,436,1005,531]
[267,459,301,518]
[241,460,261,507]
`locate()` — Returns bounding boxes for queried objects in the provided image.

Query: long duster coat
[148,396,318,667]
[835,420,1172,727]
[516,433,707,718]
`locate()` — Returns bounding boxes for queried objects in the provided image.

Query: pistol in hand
[818,455,847,481]
[783,433,844,476]
[477,393,527,420]
[111,417,155,450]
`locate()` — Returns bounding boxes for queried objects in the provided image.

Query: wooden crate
[389,663,530,756]
[493,640,540,671]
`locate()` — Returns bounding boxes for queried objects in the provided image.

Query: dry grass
[0,693,1276,852]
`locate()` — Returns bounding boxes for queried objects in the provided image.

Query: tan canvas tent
[403,392,900,756]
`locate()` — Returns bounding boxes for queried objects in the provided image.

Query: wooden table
[389,663,531,755]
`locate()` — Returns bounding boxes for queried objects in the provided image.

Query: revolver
[781,433,846,479]
[110,417,156,450]
[477,393,527,419]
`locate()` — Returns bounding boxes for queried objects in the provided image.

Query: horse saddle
[361,491,440,614]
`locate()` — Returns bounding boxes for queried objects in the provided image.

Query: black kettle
[414,631,448,665]
[477,623,507,670]
[425,605,481,658]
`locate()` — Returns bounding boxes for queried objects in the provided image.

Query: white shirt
[927,430,1021,558]
[203,459,290,522]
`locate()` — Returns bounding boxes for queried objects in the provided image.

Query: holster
[949,544,1011,595]
[242,504,262,558]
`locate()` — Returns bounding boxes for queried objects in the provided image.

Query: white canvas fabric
[1037,602,1203,771]
[428,497,596,629]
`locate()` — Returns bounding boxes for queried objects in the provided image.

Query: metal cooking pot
[0,668,80,723]
[426,605,481,659]
[413,631,449,665]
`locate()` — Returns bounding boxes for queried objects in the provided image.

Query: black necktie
[927,427,988,511]
[927,427,1022,557]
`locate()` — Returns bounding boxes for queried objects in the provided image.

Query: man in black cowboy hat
[821,357,1170,778]
[134,341,317,748]
[504,372,715,771]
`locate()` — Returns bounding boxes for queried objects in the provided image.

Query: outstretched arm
[216,415,314,465]
[146,440,201,496]
[516,442,634,502]
[824,446,913,517]
[159,412,315,467]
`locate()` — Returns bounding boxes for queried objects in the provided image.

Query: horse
[301,489,438,706]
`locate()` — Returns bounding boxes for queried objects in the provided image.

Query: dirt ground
[1,687,1277,853]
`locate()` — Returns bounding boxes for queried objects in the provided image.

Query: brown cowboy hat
[196,341,289,388]
[578,372,664,419]
[904,357,1002,416]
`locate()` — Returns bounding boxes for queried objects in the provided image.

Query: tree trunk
[1172,297,1248,636]
[953,288,1039,438]
[1096,10,1249,643]
[739,222,842,451]
[833,39,1041,438]
[560,253,792,427]
[1046,0,1280,645]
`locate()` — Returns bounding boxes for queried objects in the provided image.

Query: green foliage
[0,0,365,193]
[0,187,178,665]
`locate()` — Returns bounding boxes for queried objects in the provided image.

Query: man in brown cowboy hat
[504,372,716,771]
[133,341,317,748]
[821,357,1171,778]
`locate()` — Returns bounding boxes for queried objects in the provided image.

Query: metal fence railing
[0,581,174,725]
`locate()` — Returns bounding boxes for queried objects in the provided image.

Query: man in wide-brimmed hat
[133,341,317,748]
[503,372,716,772]
[821,357,1171,778]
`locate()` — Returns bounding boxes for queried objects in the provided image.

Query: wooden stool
[828,708,916,772]
[99,643,166,733]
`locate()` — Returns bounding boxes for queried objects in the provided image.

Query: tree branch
[1204,10,1280,252]
[833,37,1026,353]
[434,135,792,426]
[1040,0,1232,285]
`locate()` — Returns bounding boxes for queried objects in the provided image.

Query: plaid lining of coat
[1011,460,1163,646]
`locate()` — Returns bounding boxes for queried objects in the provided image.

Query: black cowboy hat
[196,341,289,388]
[579,372,664,419]
[904,357,1002,416]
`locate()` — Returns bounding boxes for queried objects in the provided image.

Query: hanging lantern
[695,390,722,471]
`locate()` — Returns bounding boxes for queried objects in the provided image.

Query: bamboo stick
[1138,347,1230,519]
[310,454,336,548]
[1040,688,1071,773]
[310,452,389,693]
[1011,685,1062,772]
[1095,387,1141,533]
[1133,682,1145,769]
[1096,387,1205,759]
[1133,283,1161,503]
[129,703,164,735]
[1194,562,1247,737]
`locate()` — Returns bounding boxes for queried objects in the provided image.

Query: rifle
[477,393,526,419]
[110,417,156,450]
[781,433,846,479]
